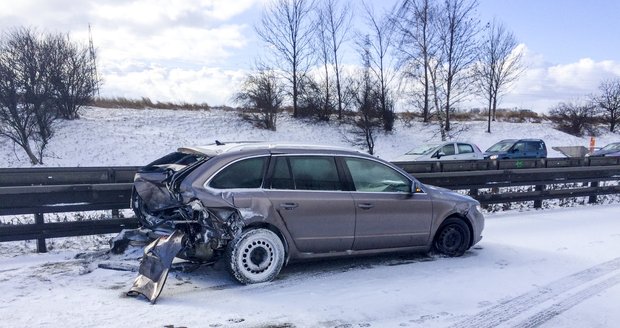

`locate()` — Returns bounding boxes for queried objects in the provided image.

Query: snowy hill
[0,106,617,167]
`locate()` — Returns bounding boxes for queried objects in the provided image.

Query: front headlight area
[488,154,498,160]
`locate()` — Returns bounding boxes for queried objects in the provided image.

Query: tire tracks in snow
[451,257,620,328]
[513,273,620,328]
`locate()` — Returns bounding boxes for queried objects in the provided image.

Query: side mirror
[435,151,445,159]
[411,181,423,194]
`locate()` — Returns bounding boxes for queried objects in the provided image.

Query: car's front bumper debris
[127,229,185,303]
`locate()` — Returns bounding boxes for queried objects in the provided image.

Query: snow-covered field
[1,204,619,327]
[1,107,620,327]
[0,106,618,167]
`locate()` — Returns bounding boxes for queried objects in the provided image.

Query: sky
[1,0,619,112]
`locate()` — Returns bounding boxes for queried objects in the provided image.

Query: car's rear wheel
[225,228,285,284]
[433,218,471,257]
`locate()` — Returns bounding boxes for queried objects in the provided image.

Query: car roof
[496,138,544,143]
[178,142,364,157]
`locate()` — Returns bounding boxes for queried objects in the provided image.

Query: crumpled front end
[125,199,245,303]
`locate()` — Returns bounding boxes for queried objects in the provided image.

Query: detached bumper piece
[127,230,185,303]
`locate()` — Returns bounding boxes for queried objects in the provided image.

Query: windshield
[486,141,515,152]
[405,143,440,155]
[601,143,620,151]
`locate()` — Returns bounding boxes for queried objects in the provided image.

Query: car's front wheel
[433,218,471,257]
[225,228,285,284]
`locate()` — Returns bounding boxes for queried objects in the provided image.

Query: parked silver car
[127,142,484,302]
[392,141,483,161]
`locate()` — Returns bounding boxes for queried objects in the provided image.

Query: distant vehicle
[587,142,620,157]
[483,139,547,160]
[392,141,483,161]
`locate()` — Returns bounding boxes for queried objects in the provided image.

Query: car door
[455,143,478,160]
[435,143,458,160]
[509,141,526,158]
[341,157,433,250]
[264,155,356,253]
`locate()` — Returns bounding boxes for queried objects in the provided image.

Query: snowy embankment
[1,107,620,327]
[1,204,620,327]
[0,106,617,167]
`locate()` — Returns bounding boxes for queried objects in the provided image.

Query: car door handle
[358,203,374,210]
[280,202,299,210]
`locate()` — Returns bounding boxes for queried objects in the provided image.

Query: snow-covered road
[1,204,620,328]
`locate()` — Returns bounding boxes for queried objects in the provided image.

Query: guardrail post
[589,181,599,204]
[534,185,545,209]
[112,209,120,218]
[34,213,47,253]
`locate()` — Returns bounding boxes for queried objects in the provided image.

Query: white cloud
[101,66,247,106]
[495,45,620,112]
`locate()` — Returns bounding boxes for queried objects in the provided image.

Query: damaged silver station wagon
[125,142,484,302]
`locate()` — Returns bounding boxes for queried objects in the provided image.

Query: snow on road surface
[1,204,620,328]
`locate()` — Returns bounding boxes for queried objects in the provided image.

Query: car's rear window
[209,157,267,189]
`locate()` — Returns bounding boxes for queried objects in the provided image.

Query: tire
[433,217,471,257]
[225,228,285,285]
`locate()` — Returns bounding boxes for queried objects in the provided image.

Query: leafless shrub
[90,97,210,111]
[233,69,285,131]
[549,100,599,137]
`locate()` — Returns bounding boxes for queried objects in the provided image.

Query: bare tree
[475,19,523,133]
[0,27,57,164]
[320,0,352,120]
[48,33,100,120]
[361,2,397,132]
[233,68,285,131]
[436,0,480,131]
[256,0,317,118]
[314,4,336,120]
[595,78,620,132]
[393,0,438,123]
[346,35,382,155]
[549,100,599,137]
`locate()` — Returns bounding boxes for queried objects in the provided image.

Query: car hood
[590,149,620,157]
[392,154,425,162]
[483,150,506,156]
[423,183,477,204]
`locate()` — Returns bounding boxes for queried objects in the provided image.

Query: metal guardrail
[0,167,140,252]
[1,159,619,252]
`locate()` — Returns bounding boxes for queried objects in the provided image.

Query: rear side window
[457,143,474,154]
[526,141,542,152]
[209,157,267,189]
[270,156,341,191]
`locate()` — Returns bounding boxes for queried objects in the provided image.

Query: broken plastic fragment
[127,229,185,303]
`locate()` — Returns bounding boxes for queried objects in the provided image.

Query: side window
[344,157,410,193]
[209,157,267,189]
[525,142,539,152]
[513,142,525,152]
[440,144,456,156]
[270,157,294,189]
[457,143,474,154]
[289,156,341,191]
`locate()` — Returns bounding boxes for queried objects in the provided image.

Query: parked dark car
[587,142,620,157]
[483,139,547,160]
[127,142,485,302]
